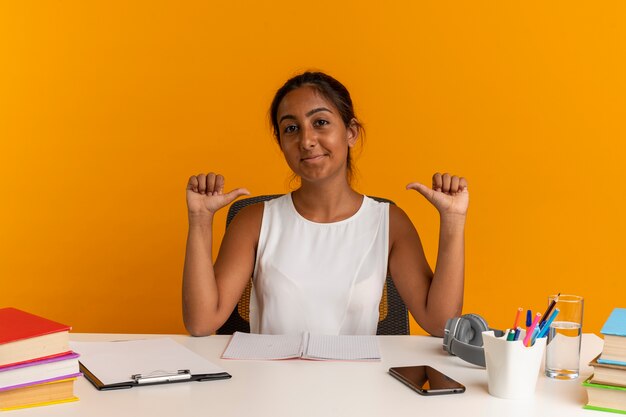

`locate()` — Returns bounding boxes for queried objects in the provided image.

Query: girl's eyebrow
[278,107,333,124]
[306,107,333,117]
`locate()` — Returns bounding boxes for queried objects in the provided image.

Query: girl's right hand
[186,172,250,216]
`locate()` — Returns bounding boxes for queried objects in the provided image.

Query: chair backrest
[216,194,410,335]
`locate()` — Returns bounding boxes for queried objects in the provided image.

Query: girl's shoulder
[388,203,418,243]
[228,201,264,230]
[388,203,411,223]
[224,201,265,246]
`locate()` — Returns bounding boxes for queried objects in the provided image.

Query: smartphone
[389,365,466,396]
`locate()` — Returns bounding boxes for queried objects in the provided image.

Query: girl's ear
[346,118,359,148]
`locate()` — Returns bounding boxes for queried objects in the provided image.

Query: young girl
[183,72,468,337]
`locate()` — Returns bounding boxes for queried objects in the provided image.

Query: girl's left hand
[406,173,469,217]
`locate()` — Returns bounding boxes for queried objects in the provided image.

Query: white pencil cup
[482,330,546,399]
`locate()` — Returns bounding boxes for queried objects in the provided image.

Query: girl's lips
[301,155,326,162]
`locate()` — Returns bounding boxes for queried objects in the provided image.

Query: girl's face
[276,86,358,185]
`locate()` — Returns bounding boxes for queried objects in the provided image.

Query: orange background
[1,1,624,336]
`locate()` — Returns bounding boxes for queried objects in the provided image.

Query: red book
[0,308,71,367]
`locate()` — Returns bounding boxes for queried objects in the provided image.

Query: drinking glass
[545,294,584,379]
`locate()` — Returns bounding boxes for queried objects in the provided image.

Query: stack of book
[0,308,80,411]
[584,308,626,414]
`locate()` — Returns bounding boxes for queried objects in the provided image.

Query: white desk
[16,333,602,417]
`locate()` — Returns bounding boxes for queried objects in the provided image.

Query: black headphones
[442,314,504,367]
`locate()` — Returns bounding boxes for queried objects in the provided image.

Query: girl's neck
[292,180,362,223]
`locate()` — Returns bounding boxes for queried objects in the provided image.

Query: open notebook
[222,332,381,361]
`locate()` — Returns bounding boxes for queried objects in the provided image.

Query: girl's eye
[283,125,298,134]
[314,119,329,127]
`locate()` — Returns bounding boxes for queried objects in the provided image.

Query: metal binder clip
[131,369,192,385]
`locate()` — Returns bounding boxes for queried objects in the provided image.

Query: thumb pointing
[406,182,435,202]
[223,188,251,205]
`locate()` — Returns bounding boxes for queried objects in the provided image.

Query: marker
[506,329,515,341]
[529,325,541,347]
[513,327,521,341]
[538,308,560,339]
[524,313,542,347]
[526,310,532,328]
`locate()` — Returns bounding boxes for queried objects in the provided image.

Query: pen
[526,310,532,328]
[523,313,541,347]
[537,308,560,339]
[513,307,523,329]
[539,293,560,327]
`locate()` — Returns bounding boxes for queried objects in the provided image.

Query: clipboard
[70,338,231,391]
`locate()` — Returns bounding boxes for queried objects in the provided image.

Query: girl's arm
[182,172,257,336]
[388,173,468,337]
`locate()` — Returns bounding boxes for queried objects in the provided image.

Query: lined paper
[221,332,380,361]
[221,332,304,360]
[304,334,380,361]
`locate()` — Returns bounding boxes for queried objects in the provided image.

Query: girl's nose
[300,125,317,149]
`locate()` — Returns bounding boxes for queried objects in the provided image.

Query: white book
[221,332,381,361]
[0,353,80,390]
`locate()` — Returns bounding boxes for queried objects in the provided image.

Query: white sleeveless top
[249,194,389,335]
